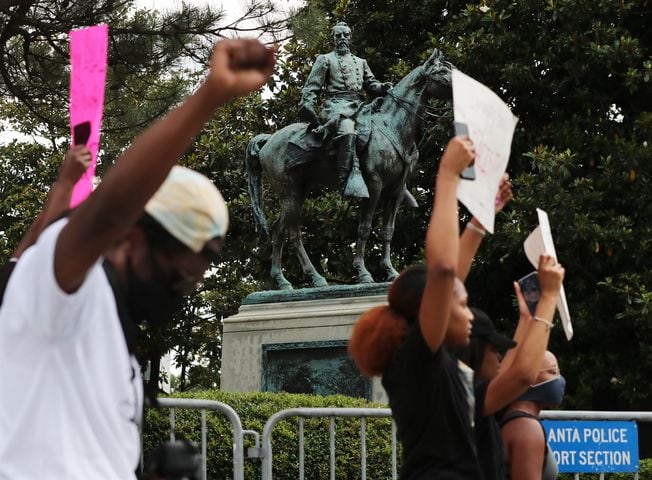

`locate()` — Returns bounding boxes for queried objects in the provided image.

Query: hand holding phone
[73,121,91,146]
[517,271,541,315]
[454,121,475,180]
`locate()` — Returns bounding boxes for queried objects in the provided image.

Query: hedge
[558,458,652,479]
[143,390,395,480]
[144,390,652,480]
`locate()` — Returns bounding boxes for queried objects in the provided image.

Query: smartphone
[454,121,475,180]
[518,271,541,315]
[73,121,91,146]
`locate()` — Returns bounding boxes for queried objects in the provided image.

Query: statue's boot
[338,134,369,198]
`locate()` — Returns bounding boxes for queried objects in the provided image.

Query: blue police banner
[542,420,639,473]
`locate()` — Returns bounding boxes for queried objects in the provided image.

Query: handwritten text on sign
[452,69,518,233]
[542,420,638,473]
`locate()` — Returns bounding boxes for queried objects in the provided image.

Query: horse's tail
[246,134,272,236]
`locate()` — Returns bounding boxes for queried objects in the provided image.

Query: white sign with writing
[452,69,518,233]
[524,208,573,340]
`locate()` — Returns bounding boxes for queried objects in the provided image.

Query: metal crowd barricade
[156,398,247,480]
[540,410,652,480]
[147,400,652,480]
[259,407,397,480]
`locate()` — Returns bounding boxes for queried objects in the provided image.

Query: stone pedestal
[221,284,390,404]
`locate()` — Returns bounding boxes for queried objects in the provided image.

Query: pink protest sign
[69,24,109,207]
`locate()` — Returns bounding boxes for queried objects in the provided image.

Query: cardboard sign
[524,208,573,340]
[69,24,109,208]
[452,69,518,233]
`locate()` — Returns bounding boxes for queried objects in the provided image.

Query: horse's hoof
[385,268,399,281]
[277,279,293,290]
[312,276,328,288]
[357,272,375,284]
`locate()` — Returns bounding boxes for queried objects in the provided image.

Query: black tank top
[500,410,559,480]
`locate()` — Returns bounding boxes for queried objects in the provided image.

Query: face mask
[518,375,566,406]
[125,249,185,328]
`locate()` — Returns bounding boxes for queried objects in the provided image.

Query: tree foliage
[436,0,651,411]
[0,0,289,152]
[0,0,292,391]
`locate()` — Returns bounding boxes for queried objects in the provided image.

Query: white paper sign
[453,69,519,233]
[523,209,574,340]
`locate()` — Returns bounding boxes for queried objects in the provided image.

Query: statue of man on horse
[247,41,453,290]
[296,21,393,199]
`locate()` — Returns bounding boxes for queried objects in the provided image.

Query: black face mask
[518,375,567,406]
[125,249,185,328]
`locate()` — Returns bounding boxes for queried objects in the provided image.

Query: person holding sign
[0,39,275,478]
[454,175,565,480]
[501,351,564,479]
[456,260,564,480]
[349,136,487,478]
[0,145,92,306]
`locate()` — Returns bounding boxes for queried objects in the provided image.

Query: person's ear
[122,227,147,251]
[120,228,151,271]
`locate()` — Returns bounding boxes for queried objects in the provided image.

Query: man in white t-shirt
[0,39,275,479]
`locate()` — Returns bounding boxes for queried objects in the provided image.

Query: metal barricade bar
[541,410,652,421]
[260,407,395,480]
[148,401,652,480]
[156,398,246,480]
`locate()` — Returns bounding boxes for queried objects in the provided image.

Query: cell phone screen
[460,165,476,180]
[73,121,91,146]
[518,271,541,315]
[453,121,475,180]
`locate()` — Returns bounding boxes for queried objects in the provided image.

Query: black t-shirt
[382,323,483,480]
[474,381,505,480]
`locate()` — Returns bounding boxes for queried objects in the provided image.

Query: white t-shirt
[0,219,143,479]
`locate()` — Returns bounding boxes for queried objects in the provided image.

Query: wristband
[466,222,486,237]
[533,316,554,330]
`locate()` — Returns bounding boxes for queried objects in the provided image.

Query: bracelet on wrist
[466,222,486,236]
[533,315,554,330]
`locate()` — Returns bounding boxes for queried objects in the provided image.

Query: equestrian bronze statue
[246,49,453,290]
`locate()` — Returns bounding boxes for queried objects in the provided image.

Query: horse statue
[246,49,453,290]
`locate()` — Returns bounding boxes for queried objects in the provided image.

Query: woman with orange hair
[350,135,480,478]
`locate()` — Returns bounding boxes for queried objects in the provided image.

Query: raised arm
[12,145,91,259]
[418,136,474,351]
[483,254,564,414]
[55,39,275,293]
[457,173,512,282]
[499,281,534,373]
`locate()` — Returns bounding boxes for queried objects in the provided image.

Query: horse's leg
[354,177,382,283]
[270,199,293,290]
[380,186,404,281]
[283,194,328,288]
[292,232,328,288]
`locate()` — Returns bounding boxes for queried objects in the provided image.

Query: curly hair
[348,305,409,376]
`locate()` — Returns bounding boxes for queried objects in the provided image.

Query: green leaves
[0,0,291,392]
